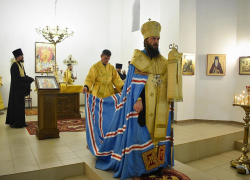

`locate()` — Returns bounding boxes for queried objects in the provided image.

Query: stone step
[175,131,244,163]
[235,137,250,151]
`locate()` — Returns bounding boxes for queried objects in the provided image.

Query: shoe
[10,125,22,128]
[24,124,29,127]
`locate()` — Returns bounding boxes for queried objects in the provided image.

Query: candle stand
[231,104,250,173]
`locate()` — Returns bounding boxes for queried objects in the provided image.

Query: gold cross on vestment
[152,74,162,87]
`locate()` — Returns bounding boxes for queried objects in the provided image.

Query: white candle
[238,97,241,104]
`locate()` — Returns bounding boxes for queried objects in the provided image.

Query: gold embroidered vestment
[84,61,124,98]
[131,49,182,145]
[63,69,74,84]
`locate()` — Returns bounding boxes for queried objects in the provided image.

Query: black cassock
[117,71,126,80]
[6,62,33,128]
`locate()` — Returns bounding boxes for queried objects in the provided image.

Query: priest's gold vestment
[63,69,74,84]
[84,61,124,98]
[131,49,182,145]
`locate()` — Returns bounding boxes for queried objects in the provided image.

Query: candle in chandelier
[242,96,244,105]
[234,94,237,104]
[238,97,241,104]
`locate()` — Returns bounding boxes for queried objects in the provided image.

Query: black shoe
[10,125,22,128]
[24,124,29,127]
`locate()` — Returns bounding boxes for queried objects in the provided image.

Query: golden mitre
[141,19,161,40]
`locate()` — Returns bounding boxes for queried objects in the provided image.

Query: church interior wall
[0,0,112,107]
[195,0,238,121]
[177,0,196,121]
[232,0,250,121]
[1,0,250,123]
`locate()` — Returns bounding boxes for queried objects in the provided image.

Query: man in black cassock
[6,48,34,128]
[116,63,126,81]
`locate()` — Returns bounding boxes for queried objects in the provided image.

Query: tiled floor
[186,151,250,180]
[0,107,248,180]
[174,121,243,145]
[0,107,91,177]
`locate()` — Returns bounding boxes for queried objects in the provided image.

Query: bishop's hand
[134,100,143,113]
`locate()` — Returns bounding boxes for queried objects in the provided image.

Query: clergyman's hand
[82,87,88,94]
[133,100,143,113]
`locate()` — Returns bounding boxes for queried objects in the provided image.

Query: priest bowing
[6,48,34,128]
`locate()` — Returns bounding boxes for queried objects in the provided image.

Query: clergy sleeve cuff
[137,97,142,101]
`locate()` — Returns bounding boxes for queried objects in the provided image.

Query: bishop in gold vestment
[83,50,124,98]
[132,20,183,146]
[85,20,183,179]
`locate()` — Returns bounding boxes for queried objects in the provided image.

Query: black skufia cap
[12,48,23,58]
[116,63,122,69]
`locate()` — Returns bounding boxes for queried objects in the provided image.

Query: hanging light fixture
[35,0,74,44]
[36,26,74,44]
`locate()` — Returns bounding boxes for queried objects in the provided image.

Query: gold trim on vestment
[142,145,166,171]
[130,49,167,75]
[15,61,25,77]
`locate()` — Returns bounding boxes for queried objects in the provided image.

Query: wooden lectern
[35,76,60,140]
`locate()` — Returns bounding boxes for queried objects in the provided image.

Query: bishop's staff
[168,43,183,166]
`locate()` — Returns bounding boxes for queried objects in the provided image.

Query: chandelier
[36,26,74,44]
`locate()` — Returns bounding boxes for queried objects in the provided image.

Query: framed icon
[207,54,226,76]
[239,56,250,75]
[35,42,56,73]
[35,76,59,90]
[182,53,195,75]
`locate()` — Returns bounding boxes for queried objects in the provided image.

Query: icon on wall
[35,42,56,73]
[239,56,250,75]
[207,54,226,76]
[182,53,195,75]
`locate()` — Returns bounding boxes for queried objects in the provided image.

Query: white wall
[195,0,238,121]
[0,0,111,107]
[177,0,196,120]
[2,0,250,123]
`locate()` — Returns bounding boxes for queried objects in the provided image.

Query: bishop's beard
[145,43,160,58]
